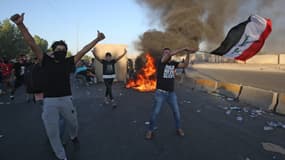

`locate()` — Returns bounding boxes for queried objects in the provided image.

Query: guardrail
[193,78,284,115]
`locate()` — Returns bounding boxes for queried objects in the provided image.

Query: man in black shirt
[145,47,197,140]
[11,13,105,160]
[92,48,126,108]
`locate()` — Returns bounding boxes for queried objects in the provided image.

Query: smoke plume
[136,0,285,56]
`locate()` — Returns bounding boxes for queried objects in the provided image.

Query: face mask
[53,51,67,61]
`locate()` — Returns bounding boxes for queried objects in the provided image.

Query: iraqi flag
[211,15,272,61]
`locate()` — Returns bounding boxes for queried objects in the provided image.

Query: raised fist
[10,13,24,25]
[97,31,105,41]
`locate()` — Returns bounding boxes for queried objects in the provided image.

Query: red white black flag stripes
[211,15,272,61]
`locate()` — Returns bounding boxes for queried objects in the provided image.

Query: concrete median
[238,86,278,110]
[194,79,218,92]
[216,82,242,99]
[276,93,285,115]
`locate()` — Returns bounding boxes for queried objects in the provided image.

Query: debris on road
[264,126,274,131]
[226,110,231,115]
[0,102,4,105]
[144,121,150,125]
[230,106,241,110]
[236,116,243,122]
[262,142,285,155]
[183,100,191,104]
[226,97,234,101]
[196,109,201,113]
[0,135,3,139]
[266,121,285,129]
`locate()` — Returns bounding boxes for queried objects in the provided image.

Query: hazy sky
[0,0,152,55]
[1,0,284,56]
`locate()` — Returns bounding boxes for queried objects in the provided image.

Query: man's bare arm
[10,13,43,61]
[74,31,105,64]
[91,48,103,63]
[177,49,197,68]
[161,48,189,63]
[115,48,127,62]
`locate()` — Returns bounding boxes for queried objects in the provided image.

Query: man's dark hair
[163,48,171,51]
[105,52,112,57]
[51,40,68,51]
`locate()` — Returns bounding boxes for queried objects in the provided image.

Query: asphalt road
[0,79,285,160]
[188,68,285,93]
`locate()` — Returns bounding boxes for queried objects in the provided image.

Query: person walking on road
[145,47,197,140]
[11,13,105,160]
[92,48,127,108]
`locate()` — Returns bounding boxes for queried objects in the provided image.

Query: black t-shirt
[101,59,116,75]
[13,62,31,78]
[156,60,179,92]
[42,54,75,97]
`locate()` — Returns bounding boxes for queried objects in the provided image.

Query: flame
[126,53,156,92]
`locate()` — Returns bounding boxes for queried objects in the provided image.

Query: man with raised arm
[92,48,127,108]
[11,13,105,160]
[145,47,197,140]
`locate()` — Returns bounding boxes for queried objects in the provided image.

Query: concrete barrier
[279,54,285,65]
[216,82,242,98]
[194,79,218,92]
[276,93,285,115]
[238,86,278,110]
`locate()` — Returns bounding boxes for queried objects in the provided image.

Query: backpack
[24,63,45,94]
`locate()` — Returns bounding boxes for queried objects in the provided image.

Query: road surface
[0,79,285,160]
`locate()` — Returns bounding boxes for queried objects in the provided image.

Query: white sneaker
[104,97,109,104]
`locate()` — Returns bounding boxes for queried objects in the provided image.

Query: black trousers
[103,78,114,100]
[11,76,25,95]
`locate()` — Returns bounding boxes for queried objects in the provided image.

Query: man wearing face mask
[10,13,105,160]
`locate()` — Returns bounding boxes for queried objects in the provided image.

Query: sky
[1,0,284,57]
[0,0,152,56]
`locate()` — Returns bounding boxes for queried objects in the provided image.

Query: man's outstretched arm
[177,48,197,68]
[115,48,127,62]
[74,31,105,64]
[91,48,103,63]
[10,13,44,61]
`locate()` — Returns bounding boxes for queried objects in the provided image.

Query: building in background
[93,44,128,82]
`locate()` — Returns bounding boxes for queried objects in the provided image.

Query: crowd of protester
[0,54,98,101]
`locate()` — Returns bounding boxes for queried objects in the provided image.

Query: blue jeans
[149,90,181,131]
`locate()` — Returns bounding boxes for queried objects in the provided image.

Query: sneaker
[71,137,79,144]
[71,137,80,151]
[111,99,117,109]
[145,131,153,140]
[104,97,109,104]
[176,128,185,137]
[10,95,14,100]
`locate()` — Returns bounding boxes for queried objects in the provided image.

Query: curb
[191,77,282,115]
[276,93,285,115]
[194,79,218,92]
[216,82,242,99]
